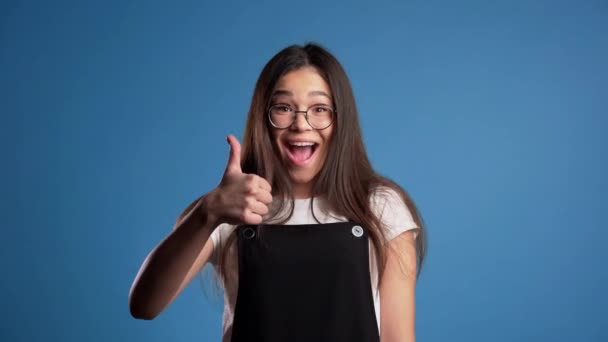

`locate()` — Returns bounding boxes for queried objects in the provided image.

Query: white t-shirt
[209,186,419,340]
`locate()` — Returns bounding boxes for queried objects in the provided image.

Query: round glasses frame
[267,104,336,130]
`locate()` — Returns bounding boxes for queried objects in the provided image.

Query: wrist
[198,190,221,228]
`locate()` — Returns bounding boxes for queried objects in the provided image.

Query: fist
[210,134,273,225]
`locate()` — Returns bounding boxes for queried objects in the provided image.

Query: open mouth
[284,141,319,166]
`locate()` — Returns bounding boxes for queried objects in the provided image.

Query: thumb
[225,134,242,175]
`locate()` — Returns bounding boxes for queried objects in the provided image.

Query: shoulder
[209,223,237,264]
[370,185,419,241]
[210,223,237,245]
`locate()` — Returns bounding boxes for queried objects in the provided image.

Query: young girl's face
[269,66,335,198]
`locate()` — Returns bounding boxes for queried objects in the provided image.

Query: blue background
[2,0,607,341]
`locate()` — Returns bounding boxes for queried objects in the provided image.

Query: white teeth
[288,141,315,147]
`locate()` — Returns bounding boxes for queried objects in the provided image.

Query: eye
[273,104,293,113]
[311,105,331,113]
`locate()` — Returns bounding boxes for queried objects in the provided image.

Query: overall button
[351,225,364,237]
[243,227,256,239]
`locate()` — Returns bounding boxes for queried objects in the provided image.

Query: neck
[292,182,313,199]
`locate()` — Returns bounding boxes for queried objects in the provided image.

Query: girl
[129,43,427,342]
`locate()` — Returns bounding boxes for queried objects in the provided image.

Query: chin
[288,171,316,185]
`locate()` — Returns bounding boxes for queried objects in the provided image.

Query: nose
[290,111,313,131]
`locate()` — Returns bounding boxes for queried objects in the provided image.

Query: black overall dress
[230,221,380,342]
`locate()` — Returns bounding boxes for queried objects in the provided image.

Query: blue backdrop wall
[2,1,606,341]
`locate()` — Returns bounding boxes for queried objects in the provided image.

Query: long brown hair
[216,42,427,294]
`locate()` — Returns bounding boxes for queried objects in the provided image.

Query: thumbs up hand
[208,134,273,226]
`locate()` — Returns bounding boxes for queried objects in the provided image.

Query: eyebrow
[271,89,332,99]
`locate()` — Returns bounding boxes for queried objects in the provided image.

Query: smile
[283,141,319,167]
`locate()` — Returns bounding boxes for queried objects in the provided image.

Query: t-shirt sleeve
[370,186,420,241]
[209,223,237,265]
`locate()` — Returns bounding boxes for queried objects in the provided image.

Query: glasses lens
[269,105,293,128]
[307,105,333,129]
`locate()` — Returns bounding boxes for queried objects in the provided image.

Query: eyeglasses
[268,104,335,130]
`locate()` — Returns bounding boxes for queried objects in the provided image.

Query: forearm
[129,192,218,319]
